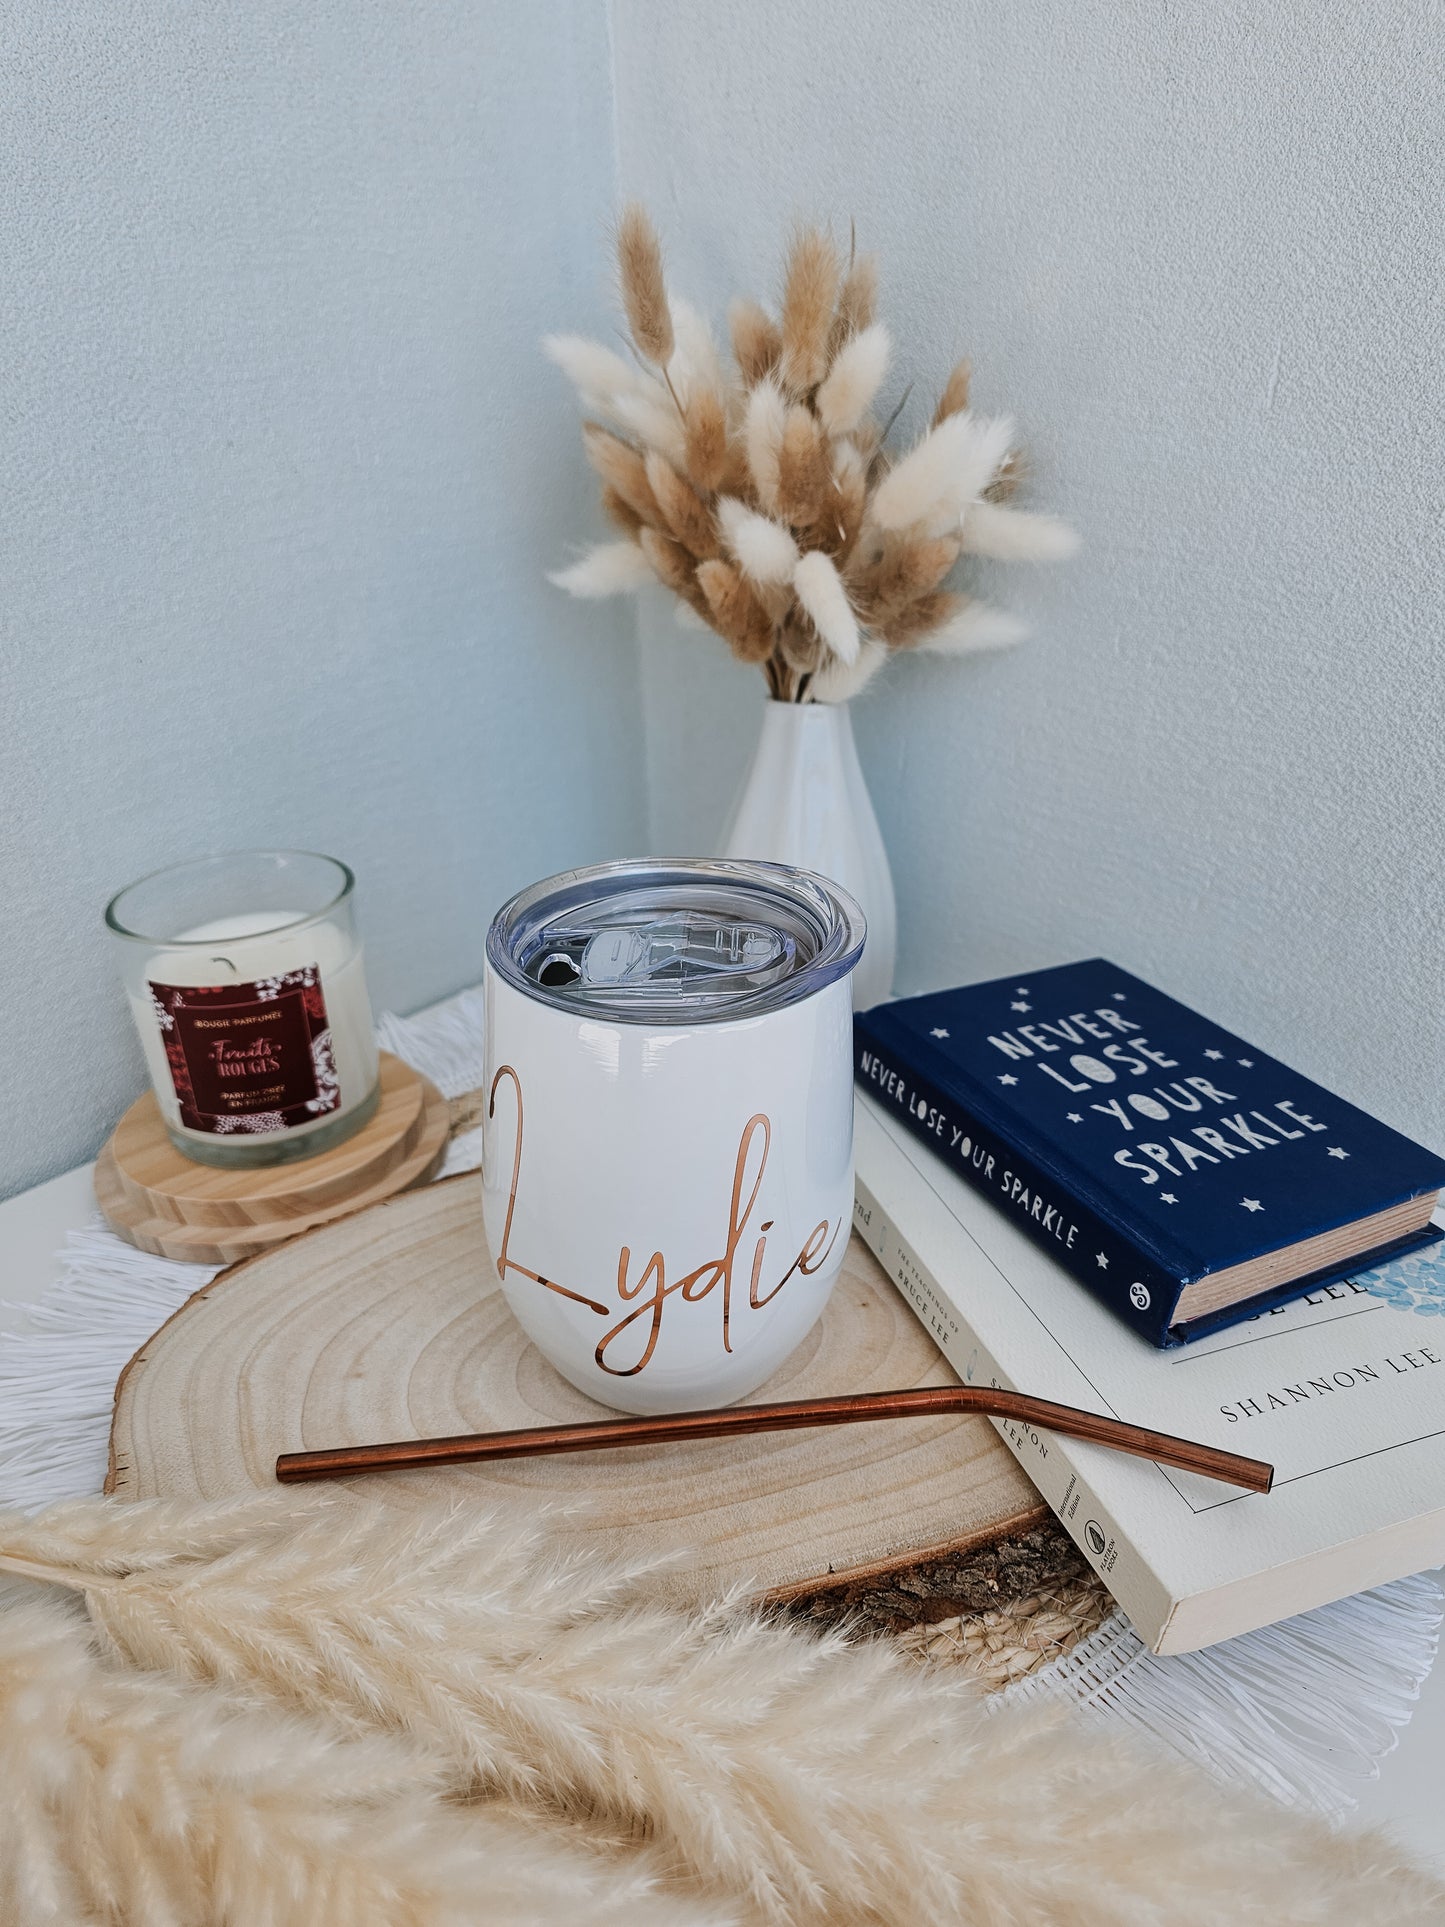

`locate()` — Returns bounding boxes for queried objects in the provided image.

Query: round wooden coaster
[95,1052,449,1265]
[104,1176,1047,1612]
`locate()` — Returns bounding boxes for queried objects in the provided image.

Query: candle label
[147,967,341,1135]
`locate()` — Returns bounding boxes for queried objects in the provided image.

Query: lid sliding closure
[489,860,865,1026]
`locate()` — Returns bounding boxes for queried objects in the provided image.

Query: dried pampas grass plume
[0,1583,700,1927]
[0,1494,1438,1927]
[544,205,1077,700]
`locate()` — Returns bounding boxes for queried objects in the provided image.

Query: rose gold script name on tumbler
[487,1065,838,1377]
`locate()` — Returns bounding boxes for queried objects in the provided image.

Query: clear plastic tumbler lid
[487,859,865,1025]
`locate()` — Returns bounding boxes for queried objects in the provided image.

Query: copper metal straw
[275,1386,1273,1493]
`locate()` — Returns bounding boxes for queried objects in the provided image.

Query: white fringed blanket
[0,989,1438,1833]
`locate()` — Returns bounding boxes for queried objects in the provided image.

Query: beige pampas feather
[616,203,674,368]
[918,600,1031,653]
[959,500,1080,561]
[549,542,653,598]
[816,322,891,436]
[778,227,840,392]
[776,404,829,522]
[0,1583,705,1927]
[644,451,720,558]
[2,1495,1439,1927]
[744,377,787,511]
[717,496,799,585]
[684,388,730,493]
[931,356,972,425]
[793,550,860,664]
[728,298,782,384]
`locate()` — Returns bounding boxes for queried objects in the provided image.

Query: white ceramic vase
[720,701,897,1010]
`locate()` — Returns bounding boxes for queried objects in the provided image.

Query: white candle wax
[130,908,378,1149]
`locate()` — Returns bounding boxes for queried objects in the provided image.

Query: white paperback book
[854,1092,1445,1653]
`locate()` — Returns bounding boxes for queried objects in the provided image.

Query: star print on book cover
[854,959,1445,1347]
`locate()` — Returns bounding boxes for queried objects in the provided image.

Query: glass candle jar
[106,850,380,1167]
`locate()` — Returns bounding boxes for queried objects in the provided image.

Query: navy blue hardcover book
[855,959,1445,1346]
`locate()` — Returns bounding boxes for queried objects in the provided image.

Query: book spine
[854,1030,1180,1345]
[851,1173,1174,1650]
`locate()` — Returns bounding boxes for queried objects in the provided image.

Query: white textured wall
[612,0,1445,1150]
[0,3,643,1194]
[5,1,1442,1200]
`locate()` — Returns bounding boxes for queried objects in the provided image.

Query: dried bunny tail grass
[638,525,704,607]
[616,203,674,368]
[778,227,841,393]
[917,600,1031,654]
[644,451,720,558]
[880,587,960,646]
[828,440,869,557]
[870,411,1014,533]
[850,532,960,624]
[828,251,878,353]
[775,608,823,675]
[932,357,972,425]
[816,322,890,436]
[776,405,830,523]
[793,550,860,665]
[543,334,640,408]
[609,388,688,466]
[985,446,1025,501]
[811,634,889,704]
[728,298,782,385]
[600,484,644,537]
[683,389,730,493]
[696,560,775,662]
[716,497,800,585]
[744,377,788,511]
[583,423,658,525]
[960,501,1079,561]
[549,542,653,598]
[667,297,724,403]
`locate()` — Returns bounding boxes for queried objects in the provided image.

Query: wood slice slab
[95,1052,448,1265]
[108,1175,1047,1609]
